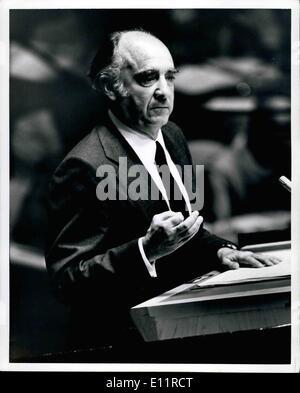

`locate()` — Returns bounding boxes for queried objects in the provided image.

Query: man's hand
[217,247,282,270]
[142,210,203,262]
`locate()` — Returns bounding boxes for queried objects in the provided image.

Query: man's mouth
[150,106,169,111]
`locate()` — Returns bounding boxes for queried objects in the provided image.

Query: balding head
[117,31,173,73]
[89,29,176,137]
[89,30,173,96]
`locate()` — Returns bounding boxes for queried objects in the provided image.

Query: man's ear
[101,76,117,101]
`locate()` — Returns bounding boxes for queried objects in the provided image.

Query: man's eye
[166,73,176,82]
[134,71,159,87]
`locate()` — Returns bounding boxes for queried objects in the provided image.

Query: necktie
[155,141,188,216]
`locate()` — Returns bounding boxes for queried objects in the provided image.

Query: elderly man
[46,30,280,349]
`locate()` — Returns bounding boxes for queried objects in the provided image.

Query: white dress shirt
[109,110,192,277]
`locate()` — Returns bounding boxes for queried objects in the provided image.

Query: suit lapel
[162,123,186,166]
[96,117,169,221]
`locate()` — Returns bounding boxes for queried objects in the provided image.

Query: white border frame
[1,0,299,373]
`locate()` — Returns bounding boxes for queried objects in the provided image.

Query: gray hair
[89,29,154,98]
[95,32,128,97]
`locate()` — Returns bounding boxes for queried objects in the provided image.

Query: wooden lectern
[131,241,291,342]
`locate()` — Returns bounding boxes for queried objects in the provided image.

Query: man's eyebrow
[167,68,179,74]
[135,69,157,75]
[135,68,179,75]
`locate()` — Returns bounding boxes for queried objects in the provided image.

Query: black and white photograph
[1,0,299,375]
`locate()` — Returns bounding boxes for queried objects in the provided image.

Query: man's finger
[175,211,202,234]
[179,216,203,242]
[221,259,240,270]
[238,254,264,268]
[156,210,182,221]
[252,255,274,266]
[269,257,282,265]
[254,253,282,265]
[152,211,184,228]
[165,212,185,226]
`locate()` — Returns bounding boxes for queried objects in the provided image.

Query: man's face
[113,33,176,137]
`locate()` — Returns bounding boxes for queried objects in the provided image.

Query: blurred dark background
[9,9,291,361]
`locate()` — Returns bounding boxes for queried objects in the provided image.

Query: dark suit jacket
[45,116,229,348]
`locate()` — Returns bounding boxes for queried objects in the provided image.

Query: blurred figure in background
[10,110,62,248]
[10,12,105,249]
[188,95,291,243]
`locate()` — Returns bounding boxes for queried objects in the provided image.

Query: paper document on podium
[197,249,290,287]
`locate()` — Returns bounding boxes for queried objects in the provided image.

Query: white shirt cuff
[138,237,157,278]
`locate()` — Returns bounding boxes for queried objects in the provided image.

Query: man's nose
[153,77,170,101]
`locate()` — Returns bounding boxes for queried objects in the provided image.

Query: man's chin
[148,115,170,127]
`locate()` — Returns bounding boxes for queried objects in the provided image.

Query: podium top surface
[132,241,291,310]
